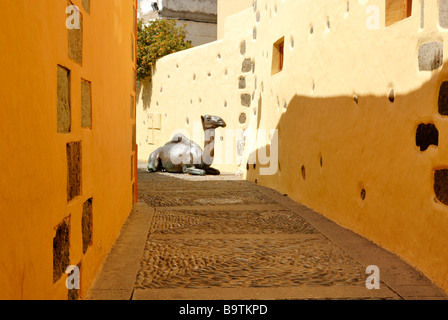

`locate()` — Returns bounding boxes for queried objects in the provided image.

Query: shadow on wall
[137,77,153,111]
[246,61,448,292]
[257,93,262,130]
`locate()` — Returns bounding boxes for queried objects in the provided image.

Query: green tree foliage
[137,19,192,80]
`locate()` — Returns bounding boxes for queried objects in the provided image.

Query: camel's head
[201,115,226,130]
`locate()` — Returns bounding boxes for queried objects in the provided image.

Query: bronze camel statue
[147,115,226,176]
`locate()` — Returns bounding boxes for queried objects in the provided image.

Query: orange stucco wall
[0,0,137,299]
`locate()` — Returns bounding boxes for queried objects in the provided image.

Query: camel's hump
[170,133,190,143]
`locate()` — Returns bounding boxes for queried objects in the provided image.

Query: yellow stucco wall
[136,0,448,293]
[0,0,137,299]
[217,0,252,39]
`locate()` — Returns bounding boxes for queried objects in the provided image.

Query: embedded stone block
[57,65,71,133]
[416,123,438,151]
[440,0,448,28]
[81,79,91,128]
[67,141,82,202]
[240,40,246,56]
[82,0,90,14]
[239,76,246,89]
[241,94,251,107]
[53,218,70,283]
[418,41,443,71]
[239,112,247,124]
[68,8,82,65]
[130,95,135,119]
[435,169,448,205]
[82,198,93,254]
[439,82,448,115]
[132,124,136,151]
[242,59,252,73]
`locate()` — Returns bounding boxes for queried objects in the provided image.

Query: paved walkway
[86,164,448,300]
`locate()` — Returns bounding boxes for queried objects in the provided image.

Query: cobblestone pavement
[86,165,448,300]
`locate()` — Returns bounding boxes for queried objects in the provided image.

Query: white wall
[179,20,217,47]
[162,0,216,15]
[138,0,162,21]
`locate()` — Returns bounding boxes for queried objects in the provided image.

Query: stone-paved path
[86,165,448,300]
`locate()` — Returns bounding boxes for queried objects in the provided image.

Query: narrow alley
[86,164,447,300]
[4,0,448,302]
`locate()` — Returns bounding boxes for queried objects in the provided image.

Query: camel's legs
[147,147,163,172]
[147,156,162,172]
[205,167,220,175]
[182,165,206,176]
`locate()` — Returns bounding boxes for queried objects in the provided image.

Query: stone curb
[85,202,154,300]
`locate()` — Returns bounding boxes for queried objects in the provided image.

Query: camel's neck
[202,128,216,167]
